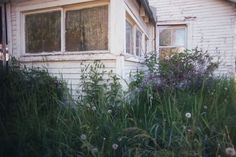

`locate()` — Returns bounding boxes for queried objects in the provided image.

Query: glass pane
[159,47,185,59]
[126,21,133,54]
[66,6,108,51]
[173,28,185,46]
[25,11,61,53]
[159,28,171,46]
[136,30,142,56]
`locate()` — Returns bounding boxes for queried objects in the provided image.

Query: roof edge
[138,0,156,24]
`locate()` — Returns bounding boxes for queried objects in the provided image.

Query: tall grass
[0,60,236,157]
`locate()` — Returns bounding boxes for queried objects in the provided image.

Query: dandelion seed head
[112,143,119,150]
[80,134,87,140]
[185,112,191,118]
[92,106,96,111]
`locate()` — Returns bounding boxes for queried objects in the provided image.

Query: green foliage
[0,59,236,157]
[159,48,219,89]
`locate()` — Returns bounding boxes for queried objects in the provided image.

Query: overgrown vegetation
[0,49,236,157]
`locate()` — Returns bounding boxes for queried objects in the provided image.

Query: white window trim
[125,14,145,58]
[18,2,110,56]
[157,21,193,51]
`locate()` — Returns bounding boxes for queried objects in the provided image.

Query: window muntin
[159,26,186,59]
[126,21,133,54]
[136,29,142,56]
[25,11,61,53]
[65,6,108,51]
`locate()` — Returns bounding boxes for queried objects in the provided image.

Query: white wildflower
[107,110,112,114]
[92,106,96,111]
[86,103,91,108]
[80,134,87,140]
[225,147,236,156]
[224,87,228,91]
[112,143,119,150]
[185,112,191,118]
[203,105,208,109]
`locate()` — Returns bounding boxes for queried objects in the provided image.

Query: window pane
[66,6,108,51]
[25,11,61,53]
[136,30,142,56]
[126,21,133,54]
[173,28,185,46]
[159,28,171,46]
[159,47,185,59]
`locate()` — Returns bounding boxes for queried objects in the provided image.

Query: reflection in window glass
[159,29,171,46]
[173,28,185,46]
[66,6,108,51]
[136,30,142,56]
[25,11,61,53]
[126,21,133,54]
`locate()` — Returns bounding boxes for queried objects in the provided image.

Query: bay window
[125,17,144,57]
[126,21,133,54]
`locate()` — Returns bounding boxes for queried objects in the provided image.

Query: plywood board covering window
[66,6,108,51]
[25,11,61,53]
[159,25,186,59]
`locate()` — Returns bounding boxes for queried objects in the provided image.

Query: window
[159,26,186,59]
[136,29,142,56]
[24,5,108,54]
[25,11,61,53]
[126,21,133,54]
[125,16,144,57]
[66,6,108,51]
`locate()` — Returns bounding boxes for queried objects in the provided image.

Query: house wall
[8,0,155,95]
[148,0,236,76]
[122,0,155,85]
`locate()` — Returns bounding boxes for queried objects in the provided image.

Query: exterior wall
[149,0,236,76]
[7,0,155,94]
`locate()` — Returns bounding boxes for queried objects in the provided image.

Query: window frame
[158,24,188,58]
[125,15,145,57]
[21,4,109,55]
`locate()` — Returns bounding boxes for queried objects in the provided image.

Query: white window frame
[157,23,189,59]
[125,14,145,57]
[20,2,109,55]
[157,22,193,53]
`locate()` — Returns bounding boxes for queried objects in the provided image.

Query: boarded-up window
[66,6,108,51]
[136,29,142,56]
[126,21,133,54]
[25,11,61,53]
[159,26,186,59]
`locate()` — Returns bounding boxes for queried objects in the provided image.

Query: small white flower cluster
[107,109,112,114]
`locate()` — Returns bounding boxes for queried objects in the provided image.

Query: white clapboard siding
[149,0,236,76]
[23,59,116,97]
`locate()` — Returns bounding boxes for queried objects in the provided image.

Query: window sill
[122,53,145,63]
[19,51,117,63]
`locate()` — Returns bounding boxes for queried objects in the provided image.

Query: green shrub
[1,59,236,157]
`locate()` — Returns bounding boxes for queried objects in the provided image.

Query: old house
[149,0,236,76]
[0,0,155,95]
